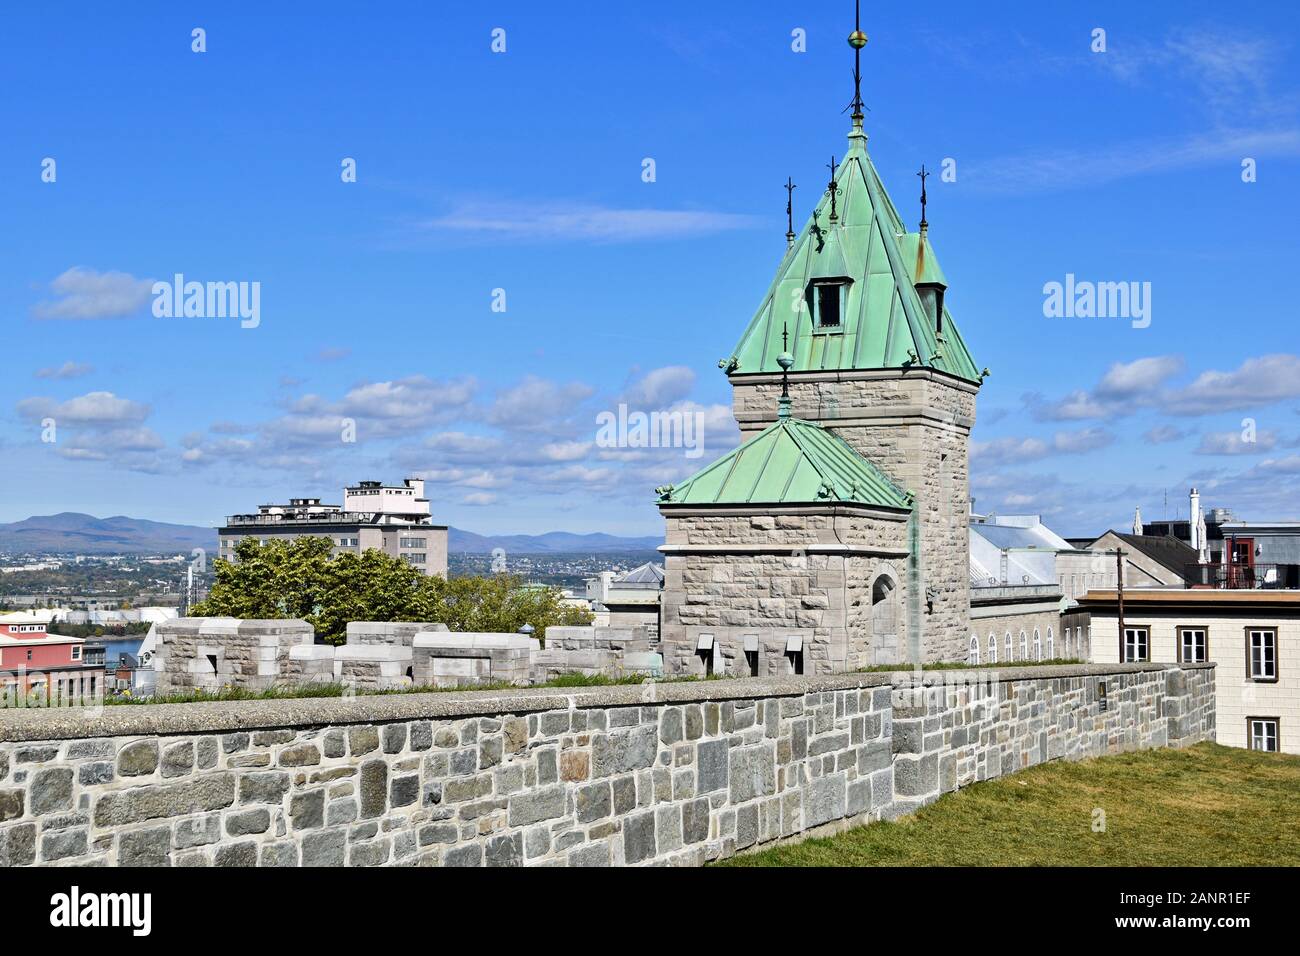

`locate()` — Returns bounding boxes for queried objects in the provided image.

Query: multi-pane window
[1033,629,1042,661]
[1005,632,1013,662]
[1248,718,1279,752]
[337,537,359,547]
[402,553,427,565]
[987,633,997,664]
[1179,628,1208,664]
[1046,628,1054,659]
[1122,627,1149,663]
[399,537,427,549]
[1019,631,1029,661]
[968,635,980,665]
[1248,629,1277,681]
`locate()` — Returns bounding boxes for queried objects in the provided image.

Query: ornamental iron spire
[826,155,839,222]
[784,177,797,248]
[917,163,929,235]
[777,322,794,419]
[847,0,868,126]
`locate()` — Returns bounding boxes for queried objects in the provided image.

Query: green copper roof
[897,231,947,288]
[724,126,981,383]
[658,416,912,509]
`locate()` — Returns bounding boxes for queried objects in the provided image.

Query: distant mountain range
[0,513,218,554]
[0,513,661,555]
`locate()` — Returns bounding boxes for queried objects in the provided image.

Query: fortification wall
[0,662,1214,867]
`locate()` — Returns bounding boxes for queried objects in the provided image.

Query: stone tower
[716,65,983,663]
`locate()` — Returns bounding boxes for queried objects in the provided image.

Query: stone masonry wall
[659,510,909,676]
[0,662,1213,867]
[731,371,977,664]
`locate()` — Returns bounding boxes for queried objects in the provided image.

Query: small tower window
[809,280,847,331]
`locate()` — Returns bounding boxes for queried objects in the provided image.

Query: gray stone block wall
[659,510,909,676]
[0,662,1213,867]
[730,370,977,663]
[154,618,315,695]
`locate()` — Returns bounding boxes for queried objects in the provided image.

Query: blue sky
[3,1,1299,537]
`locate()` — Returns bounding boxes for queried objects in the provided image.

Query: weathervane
[847,0,868,123]
[784,177,797,248]
[826,156,839,222]
[917,163,929,233]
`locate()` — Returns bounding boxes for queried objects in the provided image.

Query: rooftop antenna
[847,0,868,127]
[784,177,797,249]
[917,164,929,236]
[777,322,795,419]
[826,156,840,222]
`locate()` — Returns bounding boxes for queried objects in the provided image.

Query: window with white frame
[1179,627,1208,664]
[1122,626,1149,663]
[1065,627,1073,657]
[1248,717,1279,752]
[987,633,997,664]
[1046,627,1054,659]
[1033,629,1042,661]
[1248,629,1277,681]
[969,635,980,665]
[1005,631,1013,662]
[1019,630,1028,661]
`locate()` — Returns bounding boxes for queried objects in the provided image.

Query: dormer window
[809,279,848,332]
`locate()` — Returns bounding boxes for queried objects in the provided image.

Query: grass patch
[718,742,1300,867]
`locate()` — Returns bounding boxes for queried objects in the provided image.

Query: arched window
[969,635,980,665]
[871,575,897,644]
[1033,628,1042,661]
[1046,627,1054,660]
[1020,630,1029,661]
[987,633,997,664]
[1005,631,1013,662]
[1065,627,1072,657]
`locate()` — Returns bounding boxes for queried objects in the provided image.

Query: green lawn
[720,743,1300,866]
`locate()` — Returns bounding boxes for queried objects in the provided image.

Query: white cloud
[1144,425,1187,444]
[420,201,759,243]
[17,391,150,425]
[621,366,696,408]
[1162,355,1300,416]
[31,267,154,320]
[1194,430,1278,455]
[34,361,93,380]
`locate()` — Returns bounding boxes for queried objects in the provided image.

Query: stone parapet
[0,662,1214,867]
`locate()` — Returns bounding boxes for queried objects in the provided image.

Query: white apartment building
[218,478,448,577]
[1083,589,1300,754]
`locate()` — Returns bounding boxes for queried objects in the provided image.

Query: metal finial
[847,0,868,123]
[784,177,797,247]
[777,322,795,418]
[826,156,839,222]
[917,164,929,233]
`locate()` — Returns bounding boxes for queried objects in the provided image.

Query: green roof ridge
[658,416,912,509]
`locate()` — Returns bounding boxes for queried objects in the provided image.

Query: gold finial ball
[848,30,868,49]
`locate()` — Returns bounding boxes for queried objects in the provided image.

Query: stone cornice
[0,662,1209,742]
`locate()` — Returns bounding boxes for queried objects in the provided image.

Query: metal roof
[723,125,981,383]
[658,416,912,509]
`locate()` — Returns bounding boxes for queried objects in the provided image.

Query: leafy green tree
[190,537,591,645]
